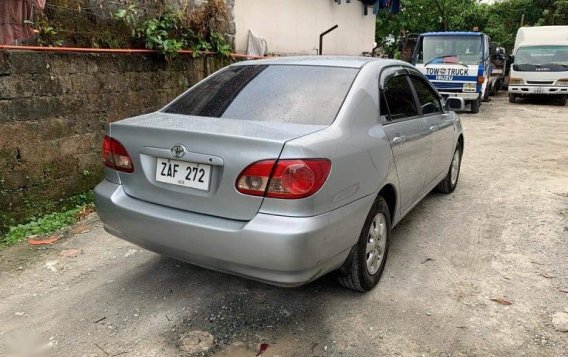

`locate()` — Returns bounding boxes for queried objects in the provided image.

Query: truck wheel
[491,80,500,96]
[337,197,391,292]
[557,95,567,106]
[471,98,480,113]
[483,86,491,102]
[508,94,517,104]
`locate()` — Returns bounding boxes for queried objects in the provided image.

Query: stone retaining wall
[0,50,230,231]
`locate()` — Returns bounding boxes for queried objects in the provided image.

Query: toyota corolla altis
[95,57,465,291]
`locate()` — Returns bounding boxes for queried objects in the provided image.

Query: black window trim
[406,73,444,118]
[379,67,422,125]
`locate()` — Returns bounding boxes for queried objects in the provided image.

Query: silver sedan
[95,57,465,291]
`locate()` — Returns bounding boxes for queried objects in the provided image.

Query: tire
[490,79,501,96]
[471,98,480,113]
[483,85,491,102]
[557,95,567,106]
[337,197,391,292]
[437,144,462,194]
[508,93,517,104]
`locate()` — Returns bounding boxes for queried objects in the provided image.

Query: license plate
[155,158,211,191]
[535,87,544,94]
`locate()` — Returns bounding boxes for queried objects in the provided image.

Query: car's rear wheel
[437,144,462,193]
[337,197,391,292]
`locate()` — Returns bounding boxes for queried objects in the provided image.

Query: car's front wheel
[337,197,391,292]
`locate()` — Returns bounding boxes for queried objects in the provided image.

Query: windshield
[164,65,359,125]
[515,46,568,66]
[417,35,483,65]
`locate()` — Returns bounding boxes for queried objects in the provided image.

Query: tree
[376,0,568,54]
[376,0,486,55]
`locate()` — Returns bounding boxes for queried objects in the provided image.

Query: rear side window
[383,75,418,120]
[409,75,442,115]
[164,65,359,125]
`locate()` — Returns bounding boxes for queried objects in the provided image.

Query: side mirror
[445,97,465,112]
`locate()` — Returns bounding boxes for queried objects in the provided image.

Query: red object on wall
[0,0,46,45]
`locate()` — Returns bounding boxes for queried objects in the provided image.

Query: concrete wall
[0,50,230,230]
[233,0,376,55]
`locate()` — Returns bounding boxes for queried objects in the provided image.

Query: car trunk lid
[110,112,326,221]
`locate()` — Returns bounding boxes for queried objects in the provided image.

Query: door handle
[429,125,439,132]
[392,136,406,145]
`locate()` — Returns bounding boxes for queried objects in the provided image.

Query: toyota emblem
[170,144,187,159]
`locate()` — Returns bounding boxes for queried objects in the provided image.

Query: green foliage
[28,0,131,49]
[209,32,232,57]
[114,4,140,36]
[377,0,568,53]
[2,209,79,247]
[114,5,232,59]
[137,11,185,59]
[190,38,212,58]
[26,19,64,47]
[0,191,94,248]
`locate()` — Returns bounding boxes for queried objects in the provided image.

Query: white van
[508,26,568,106]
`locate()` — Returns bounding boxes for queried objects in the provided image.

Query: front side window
[514,46,568,72]
[383,75,418,120]
[409,76,442,115]
[417,35,483,66]
[164,65,359,125]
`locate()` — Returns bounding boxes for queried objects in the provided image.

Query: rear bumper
[439,92,480,100]
[94,180,373,287]
[509,85,568,95]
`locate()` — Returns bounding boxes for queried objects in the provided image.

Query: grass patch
[0,191,95,248]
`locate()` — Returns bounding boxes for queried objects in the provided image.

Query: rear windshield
[163,65,359,125]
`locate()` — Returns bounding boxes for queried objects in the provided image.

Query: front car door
[407,73,455,189]
[380,69,432,214]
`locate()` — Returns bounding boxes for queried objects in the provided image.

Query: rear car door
[407,73,455,188]
[380,70,432,214]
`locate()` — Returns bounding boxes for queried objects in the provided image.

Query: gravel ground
[1,93,567,357]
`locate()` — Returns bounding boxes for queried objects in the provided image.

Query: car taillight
[477,76,485,85]
[236,159,331,199]
[102,135,134,173]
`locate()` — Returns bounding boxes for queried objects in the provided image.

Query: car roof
[232,56,403,69]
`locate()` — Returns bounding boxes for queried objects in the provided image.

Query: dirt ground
[1,94,567,357]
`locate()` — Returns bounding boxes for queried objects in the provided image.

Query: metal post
[319,25,339,55]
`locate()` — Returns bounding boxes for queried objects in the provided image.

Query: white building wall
[234,0,376,56]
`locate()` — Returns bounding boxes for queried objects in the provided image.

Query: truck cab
[412,32,492,113]
[508,26,568,106]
